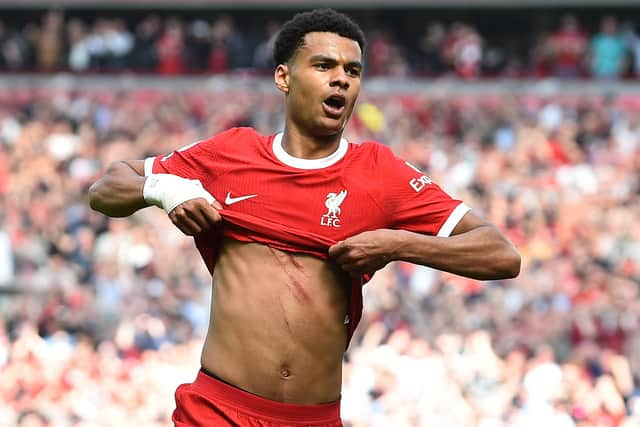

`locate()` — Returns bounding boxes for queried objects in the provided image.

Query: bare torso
[200,237,350,404]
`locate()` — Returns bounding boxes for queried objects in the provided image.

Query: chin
[317,119,346,136]
[316,126,344,139]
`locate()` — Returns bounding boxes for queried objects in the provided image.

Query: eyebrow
[309,55,363,69]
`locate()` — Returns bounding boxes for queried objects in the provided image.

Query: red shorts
[172,369,343,427]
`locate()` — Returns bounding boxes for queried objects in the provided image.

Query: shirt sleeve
[380,147,470,237]
[144,137,214,183]
[143,127,248,182]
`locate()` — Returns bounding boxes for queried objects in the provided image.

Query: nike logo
[225,192,257,205]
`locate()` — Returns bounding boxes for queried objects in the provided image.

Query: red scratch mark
[268,247,310,303]
[288,275,310,303]
[288,253,304,271]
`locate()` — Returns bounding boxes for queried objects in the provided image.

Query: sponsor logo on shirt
[405,161,432,192]
[321,190,347,228]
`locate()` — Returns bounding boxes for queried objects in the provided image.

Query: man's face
[276,32,363,138]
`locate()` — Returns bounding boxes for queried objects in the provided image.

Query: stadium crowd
[3,9,640,78]
[0,81,640,426]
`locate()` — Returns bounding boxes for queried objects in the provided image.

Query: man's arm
[88,160,148,217]
[328,210,520,280]
[88,160,223,235]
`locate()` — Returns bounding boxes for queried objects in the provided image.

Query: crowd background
[1,4,640,427]
[2,8,640,79]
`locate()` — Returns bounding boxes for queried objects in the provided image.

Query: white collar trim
[272,132,348,169]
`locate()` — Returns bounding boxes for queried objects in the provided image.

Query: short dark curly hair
[273,8,366,67]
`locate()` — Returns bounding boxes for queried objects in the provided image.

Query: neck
[281,127,342,160]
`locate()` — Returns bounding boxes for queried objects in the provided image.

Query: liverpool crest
[321,190,347,228]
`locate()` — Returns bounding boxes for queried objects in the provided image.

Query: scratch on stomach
[268,246,310,303]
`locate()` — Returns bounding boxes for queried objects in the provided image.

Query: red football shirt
[145,127,470,341]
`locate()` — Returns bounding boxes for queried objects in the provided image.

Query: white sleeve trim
[144,157,155,176]
[437,203,471,237]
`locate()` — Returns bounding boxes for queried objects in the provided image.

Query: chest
[209,164,388,241]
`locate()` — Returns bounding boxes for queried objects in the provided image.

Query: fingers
[328,240,349,258]
[329,242,363,271]
[328,242,354,267]
[184,206,213,230]
[340,259,385,276]
[170,209,202,235]
[339,257,372,273]
[329,238,389,275]
[169,198,223,236]
[211,199,224,211]
[201,203,223,225]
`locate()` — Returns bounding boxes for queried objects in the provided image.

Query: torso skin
[202,237,350,404]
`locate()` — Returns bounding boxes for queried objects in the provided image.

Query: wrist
[142,174,167,209]
[389,229,410,262]
[390,229,433,263]
[143,174,215,213]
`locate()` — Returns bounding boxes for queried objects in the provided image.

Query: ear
[274,64,290,94]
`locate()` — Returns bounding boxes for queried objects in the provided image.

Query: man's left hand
[328,229,403,275]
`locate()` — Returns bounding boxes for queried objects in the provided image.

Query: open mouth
[322,95,346,117]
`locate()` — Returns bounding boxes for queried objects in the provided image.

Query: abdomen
[201,238,349,404]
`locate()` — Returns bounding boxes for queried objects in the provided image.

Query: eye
[315,63,331,70]
[347,67,362,77]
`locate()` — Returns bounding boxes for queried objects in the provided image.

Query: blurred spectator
[0,224,13,286]
[253,21,280,72]
[415,22,446,76]
[548,14,588,78]
[0,21,33,71]
[129,15,160,71]
[17,410,50,427]
[208,15,250,73]
[366,29,395,76]
[622,21,640,77]
[590,16,627,79]
[185,19,211,71]
[103,19,134,70]
[529,31,554,77]
[156,17,185,75]
[66,19,89,71]
[36,10,64,70]
[83,19,111,70]
[443,22,484,79]
[482,42,510,77]
[219,16,251,71]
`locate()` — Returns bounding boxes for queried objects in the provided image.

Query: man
[89,8,520,427]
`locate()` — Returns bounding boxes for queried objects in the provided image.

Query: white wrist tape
[143,174,215,214]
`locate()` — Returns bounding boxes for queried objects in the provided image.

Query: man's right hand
[88,159,223,234]
[143,173,223,236]
[168,197,223,236]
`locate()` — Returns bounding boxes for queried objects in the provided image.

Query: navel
[280,368,292,379]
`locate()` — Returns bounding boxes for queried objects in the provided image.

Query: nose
[330,69,350,90]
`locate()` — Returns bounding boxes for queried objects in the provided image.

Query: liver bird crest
[325,190,348,218]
